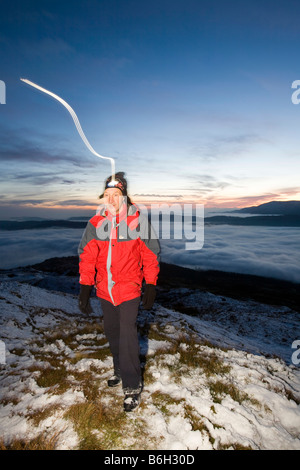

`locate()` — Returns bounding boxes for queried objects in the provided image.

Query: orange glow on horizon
[134,194,300,209]
[13,193,300,214]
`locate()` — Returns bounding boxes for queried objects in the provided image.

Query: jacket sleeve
[78,221,99,286]
[139,214,160,285]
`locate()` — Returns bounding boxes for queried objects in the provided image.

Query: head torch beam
[20,78,116,182]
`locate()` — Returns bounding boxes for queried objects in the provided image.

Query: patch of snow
[0,278,299,450]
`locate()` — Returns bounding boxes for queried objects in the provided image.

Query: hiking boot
[123,391,141,412]
[107,374,121,387]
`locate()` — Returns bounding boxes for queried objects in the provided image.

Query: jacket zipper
[107,216,119,305]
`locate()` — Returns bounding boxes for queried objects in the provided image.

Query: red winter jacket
[78,203,160,306]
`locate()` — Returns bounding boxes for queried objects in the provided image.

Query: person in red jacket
[78,172,160,412]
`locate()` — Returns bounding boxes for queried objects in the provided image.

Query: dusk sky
[1,0,300,218]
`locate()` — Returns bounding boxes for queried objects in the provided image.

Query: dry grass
[209,379,259,407]
[0,318,258,450]
[144,324,232,380]
[63,400,125,450]
[0,431,61,450]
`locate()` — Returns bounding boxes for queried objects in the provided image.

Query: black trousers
[100,296,141,391]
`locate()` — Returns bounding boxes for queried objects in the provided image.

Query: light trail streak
[20,78,116,183]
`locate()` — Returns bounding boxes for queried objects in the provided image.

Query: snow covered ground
[0,273,299,450]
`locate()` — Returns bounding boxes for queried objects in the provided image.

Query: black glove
[79,285,93,314]
[142,284,156,310]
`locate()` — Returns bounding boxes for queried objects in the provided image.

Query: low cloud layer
[0,228,83,269]
[161,225,300,284]
[0,224,299,284]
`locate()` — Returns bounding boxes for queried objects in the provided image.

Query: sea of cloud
[161,224,300,283]
[0,228,83,270]
[0,223,300,284]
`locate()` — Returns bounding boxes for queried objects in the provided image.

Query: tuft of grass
[149,332,232,379]
[0,431,61,450]
[38,321,106,352]
[68,346,110,364]
[274,386,300,405]
[209,379,255,405]
[183,404,209,434]
[179,346,231,377]
[69,370,100,402]
[218,442,253,450]
[151,391,184,416]
[35,364,69,391]
[28,403,63,427]
[63,399,127,450]
[64,402,105,450]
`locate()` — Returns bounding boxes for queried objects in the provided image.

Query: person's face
[103,187,124,214]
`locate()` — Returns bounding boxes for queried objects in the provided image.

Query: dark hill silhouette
[28,256,300,312]
[232,200,300,216]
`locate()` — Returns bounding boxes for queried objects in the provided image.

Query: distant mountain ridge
[1,201,300,231]
[232,200,300,216]
[0,219,87,231]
